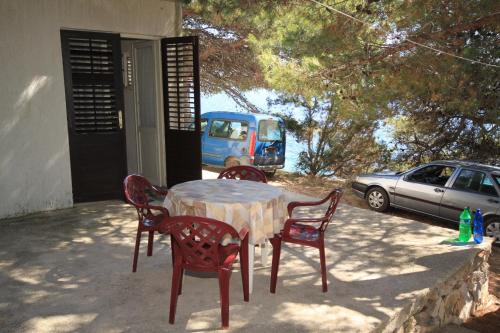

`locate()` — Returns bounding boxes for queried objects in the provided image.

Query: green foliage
[185,0,500,174]
[271,93,388,177]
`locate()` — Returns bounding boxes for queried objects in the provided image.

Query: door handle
[488,198,499,204]
[434,188,444,193]
[118,110,123,129]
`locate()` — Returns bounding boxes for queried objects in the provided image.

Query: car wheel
[485,217,500,244]
[224,157,240,168]
[366,187,389,212]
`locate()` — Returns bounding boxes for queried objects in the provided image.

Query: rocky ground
[270,171,500,333]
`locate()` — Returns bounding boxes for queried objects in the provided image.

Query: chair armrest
[282,217,326,237]
[151,185,168,196]
[145,204,170,216]
[238,224,250,240]
[287,196,331,217]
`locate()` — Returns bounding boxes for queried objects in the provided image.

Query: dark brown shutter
[61,30,127,202]
[67,36,120,133]
[161,36,201,187]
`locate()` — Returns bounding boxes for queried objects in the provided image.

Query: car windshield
[258,119,283,142]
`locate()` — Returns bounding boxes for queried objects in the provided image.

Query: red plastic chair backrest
[321,189,343,232]
[165,216,240,270]
[124,174,153,208]
[217,165,267,183]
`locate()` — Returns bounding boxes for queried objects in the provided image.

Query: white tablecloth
[163,179,287,244]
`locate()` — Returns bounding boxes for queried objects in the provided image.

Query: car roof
[201,111,282,122]
[430,160,500,173]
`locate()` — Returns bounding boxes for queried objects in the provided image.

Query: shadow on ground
[0,196,489,332]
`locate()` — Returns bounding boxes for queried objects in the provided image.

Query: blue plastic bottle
[473,209,483,244]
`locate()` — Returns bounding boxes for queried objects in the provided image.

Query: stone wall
[395,248,492,333]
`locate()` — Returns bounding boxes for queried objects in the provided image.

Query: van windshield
[258,119,283,142]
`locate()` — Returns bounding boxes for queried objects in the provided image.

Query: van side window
[452,169,498,196]
[209,120,248,140]
[201,119,207,134]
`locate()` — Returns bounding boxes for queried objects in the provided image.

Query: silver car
[352,161,500,241]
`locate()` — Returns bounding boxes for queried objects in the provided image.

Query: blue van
[201,111,286,174]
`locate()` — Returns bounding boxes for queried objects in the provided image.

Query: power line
[308,0,500,69]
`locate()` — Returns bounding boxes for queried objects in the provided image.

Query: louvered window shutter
[67,37,121,134]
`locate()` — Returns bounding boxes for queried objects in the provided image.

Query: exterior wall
[0,0,180,218]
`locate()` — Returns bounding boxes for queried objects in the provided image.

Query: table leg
[260,240,269,266]
[248,243,254,294]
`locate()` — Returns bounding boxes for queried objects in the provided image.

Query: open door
[133,41,163,185]
[161,36,201,187]
[61,30,127,202]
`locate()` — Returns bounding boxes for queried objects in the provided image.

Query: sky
[202,89,279,115]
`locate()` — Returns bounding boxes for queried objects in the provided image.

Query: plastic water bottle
[473,209,484,244]
[458,207,471,242]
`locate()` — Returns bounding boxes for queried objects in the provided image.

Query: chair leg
[319,242,327,292]
[132,229,142,273]
[270,235,282,294]
[248,243,255,294]
[240,243,249,302]
[178,268,184,295]
[169,264,183,324]
[170,234,176,267]
[218,268,231,329]
[147,231,154,256]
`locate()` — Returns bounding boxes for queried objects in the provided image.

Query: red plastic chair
[161,216,249,329]
[217,165,267,183]
[123,174,169,272]
[270,189,343,293]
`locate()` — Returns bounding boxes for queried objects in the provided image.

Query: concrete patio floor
[0,191,492,332]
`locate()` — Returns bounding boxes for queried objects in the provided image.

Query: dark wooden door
[161,36,202,187]
[61,30,127,202]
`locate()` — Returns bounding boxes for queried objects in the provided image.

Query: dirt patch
[270,171,366,208]
[270,170,500,332]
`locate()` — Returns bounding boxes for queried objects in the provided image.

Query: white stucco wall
[0,0,180,218]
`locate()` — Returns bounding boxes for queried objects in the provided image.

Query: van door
[202,118,221,166]
[204,118,250,167]
[254,118,285,168]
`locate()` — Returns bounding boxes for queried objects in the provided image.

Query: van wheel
[265,170,276,178]
[224,158,240,168]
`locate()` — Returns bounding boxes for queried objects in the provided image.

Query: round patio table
[163,179,287,293]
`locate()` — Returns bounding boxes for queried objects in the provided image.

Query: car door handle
[434,188,445,193]
[488,198,499,204]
